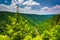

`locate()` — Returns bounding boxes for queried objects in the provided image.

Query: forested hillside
[0,11,60,40]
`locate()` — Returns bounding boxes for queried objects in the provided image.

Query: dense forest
[0,11,60,40]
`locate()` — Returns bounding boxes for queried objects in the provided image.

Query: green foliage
[24,35,41,40]
[33,36,41,40]
[0,12,37,40]
[0,11,60,40]
[0,35,10,40]
[24,35,32,40]
[41,24,60,40]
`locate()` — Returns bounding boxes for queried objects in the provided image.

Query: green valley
[0,11,60,40]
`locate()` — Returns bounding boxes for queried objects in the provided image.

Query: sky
[0,0,60,15]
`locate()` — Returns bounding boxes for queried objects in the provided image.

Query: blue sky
[0,0,60,15]
[35,0,60,7]
[0,0,60,7]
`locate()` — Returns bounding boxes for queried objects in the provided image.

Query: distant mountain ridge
[0,11,55,25]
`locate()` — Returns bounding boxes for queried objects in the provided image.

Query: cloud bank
[0,0,60,15]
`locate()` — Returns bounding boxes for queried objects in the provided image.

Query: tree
[16,5,19,13]
[0,35,10,40]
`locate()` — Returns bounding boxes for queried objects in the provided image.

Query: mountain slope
[37,14,60,34]
[0,11,54,25]
[0,11,60,40]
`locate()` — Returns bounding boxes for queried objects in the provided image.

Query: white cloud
[11,0,24,6]
[0,4,60,15]
[11,0,40,6]
[39,5,60,14]
[17,0,24,4]
[23,0,40,6]
[0,4,17,12]
[24,6,31,10]
[10,1,17,9]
